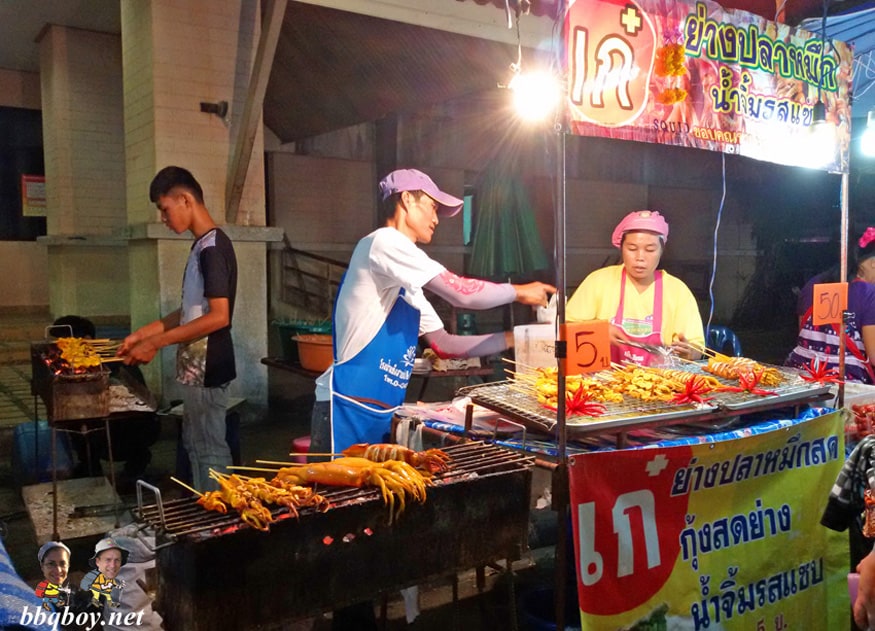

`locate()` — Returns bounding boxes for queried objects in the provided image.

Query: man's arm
[117,298,230,365]
[425,271,554,309]
[422,328,512,359]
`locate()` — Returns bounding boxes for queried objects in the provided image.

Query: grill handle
[136,480,167,530]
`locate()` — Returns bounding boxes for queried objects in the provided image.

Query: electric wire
[706,152,728,335]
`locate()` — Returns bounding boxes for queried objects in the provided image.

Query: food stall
[470,0,857,626]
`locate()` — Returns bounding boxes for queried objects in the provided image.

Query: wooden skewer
[504,369,539,384]
[259,458,320,465]
[674,339,716,358]
[228,465,280,473]
[170,476,202,497]
[280,453,342,459]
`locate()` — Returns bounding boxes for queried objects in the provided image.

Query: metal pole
[839,172,849,409]
[553,114,570,631]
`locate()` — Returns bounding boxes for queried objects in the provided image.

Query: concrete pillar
[37,25,129,320]
[121,0,280,405]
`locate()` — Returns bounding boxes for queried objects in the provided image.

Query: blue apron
[330,288,420,453]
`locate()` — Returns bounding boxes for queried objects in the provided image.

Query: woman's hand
[669,333,701,360]
[609,324,631,347]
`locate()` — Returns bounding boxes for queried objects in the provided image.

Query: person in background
[786,226,875,383]
[310,168,554,631]
[53,315,160,485]
[117,166,238,493]
[566,210,705,364]
[822,433,875,630]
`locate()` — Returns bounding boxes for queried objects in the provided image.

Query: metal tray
[457,362,832,439]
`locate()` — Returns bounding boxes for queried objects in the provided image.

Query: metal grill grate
[134,441,533,543]
[458,363,831,438]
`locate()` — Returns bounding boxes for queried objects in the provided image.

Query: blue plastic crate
[11,420,74,487]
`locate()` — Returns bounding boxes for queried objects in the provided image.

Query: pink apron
[611,269,664,366]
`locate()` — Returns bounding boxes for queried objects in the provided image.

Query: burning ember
[42,338,104,375]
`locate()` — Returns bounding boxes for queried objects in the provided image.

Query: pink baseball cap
[611,210,670,247]
[378,169,464,217]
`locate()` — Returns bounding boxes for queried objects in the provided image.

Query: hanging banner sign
[568,410,847,629]
[565,0,853,173]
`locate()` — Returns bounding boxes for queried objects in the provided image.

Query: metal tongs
[623,339,675,360]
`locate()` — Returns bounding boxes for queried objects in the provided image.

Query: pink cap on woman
[611,210,670,247]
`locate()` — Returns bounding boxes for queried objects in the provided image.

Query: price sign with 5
[561,320,611,375]
[812,282,847,327]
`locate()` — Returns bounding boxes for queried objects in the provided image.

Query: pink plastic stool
[292,435,311,464]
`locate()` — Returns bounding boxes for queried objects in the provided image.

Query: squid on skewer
[273,457,430,523]
[341,443,452,473]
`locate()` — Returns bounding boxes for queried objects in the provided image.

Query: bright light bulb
[509,71,560,121]
[802,101,837,169]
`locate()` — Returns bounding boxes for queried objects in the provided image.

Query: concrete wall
[0,68,49,310]
[38,25,130,320]
[266,125,759,326]
[0,68,40,110]
[0,242,49,308]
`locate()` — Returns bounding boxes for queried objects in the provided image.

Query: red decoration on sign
[569,448,691,614]
[566,0,656,127]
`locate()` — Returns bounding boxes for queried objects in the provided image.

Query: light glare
[510,71,560,121]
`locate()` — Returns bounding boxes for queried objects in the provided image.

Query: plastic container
[273,320,331,361]
[294,334,333,372]
[514,324,556,370]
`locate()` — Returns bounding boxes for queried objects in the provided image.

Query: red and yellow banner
[568,410,847,629]
[564,0,853,173]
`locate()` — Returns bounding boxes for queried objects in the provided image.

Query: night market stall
[466,0,858,628]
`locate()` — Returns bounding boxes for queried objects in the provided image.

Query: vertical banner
[565,0,854,173]
[568,410,847,629]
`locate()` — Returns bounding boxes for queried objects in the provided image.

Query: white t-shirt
[314,227,446,400]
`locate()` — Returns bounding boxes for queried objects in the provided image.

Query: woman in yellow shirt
[566,210,704,365]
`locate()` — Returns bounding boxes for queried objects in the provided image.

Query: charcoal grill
[31,341,110,421]
[133,441,534,630]
[459,363,832,439]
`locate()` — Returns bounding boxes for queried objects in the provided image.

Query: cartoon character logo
[80,537,128,609]
[35,580,69,611]
[83,570,125,608]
